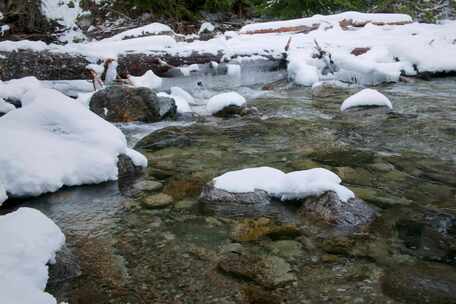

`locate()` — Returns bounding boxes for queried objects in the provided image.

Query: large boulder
[89,85,177,123]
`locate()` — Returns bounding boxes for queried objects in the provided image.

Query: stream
[1,70,456,303]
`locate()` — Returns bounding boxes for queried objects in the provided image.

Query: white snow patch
[129,70,162,90]
[341,88,392,111]
[0,98,15,114]
[213,167,355,202]
[240,11,412,34]
[170,87,195,105]
[227,64,242,77]
[0,208,65,304]
[206,92,246,115]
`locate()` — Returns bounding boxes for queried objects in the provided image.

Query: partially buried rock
[90,85,177,123]
[117,154,145,179]
[299,191,376,232]
[218,253,296,288]
[142,193,174,209]
[382,262,456,304]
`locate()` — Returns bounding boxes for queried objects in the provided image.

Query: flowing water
[2,71,456,303]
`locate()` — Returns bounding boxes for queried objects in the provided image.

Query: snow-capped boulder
[207,92,247,117]
[89,85,177,123]
[341,89,392,112]
[0,85,147,205]
[0,208,65,304]
[128,70,162,90]
[202,167,355,203]
[198,22,216,41]
[201,166,376,230]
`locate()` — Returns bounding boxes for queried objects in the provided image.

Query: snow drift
[0,208,65,304]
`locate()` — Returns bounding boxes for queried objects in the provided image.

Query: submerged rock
[299,191,376,231]
[395,209,456,264]
[90,85,177,123]
[230,217,300,242]
[48,245,82,284]
[218,253,296,288]
[142,193,174,209]
[382,262,456,304]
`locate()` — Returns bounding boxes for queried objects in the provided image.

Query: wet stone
[230,217,300,242]
[218,253,297,288]
[142,193,174,209]
[299,192,377,232]
[266,240,303,260]
[133,180,163,192]
[382,262,456,304]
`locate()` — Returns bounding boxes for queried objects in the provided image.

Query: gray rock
[218,253,296,288]
[299,191,376,231]
[117,154,145,179]
[89,85,177,123]
[133,180,163,192]
[200,184,271,205]
[213,104,245,118]
[142,193,174,209]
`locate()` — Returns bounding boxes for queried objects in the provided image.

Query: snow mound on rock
[158,91,192,114]
[213,167,355,202]
[129,70,162,90]
[341,88,392,111]
[206,92,246,115]
[0,208,65,304]
[0,80,147,205]
[107,23,174,41]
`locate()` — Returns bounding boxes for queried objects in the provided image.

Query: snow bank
[240,11,412,34]
[129,70,162,90]
[0,208,65,304]
[213,167,354,202]
[206,92,246,115]
[0,80,147,205]
[107,23,174,41]
[0,13,455,86]
[341,89,392,111]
